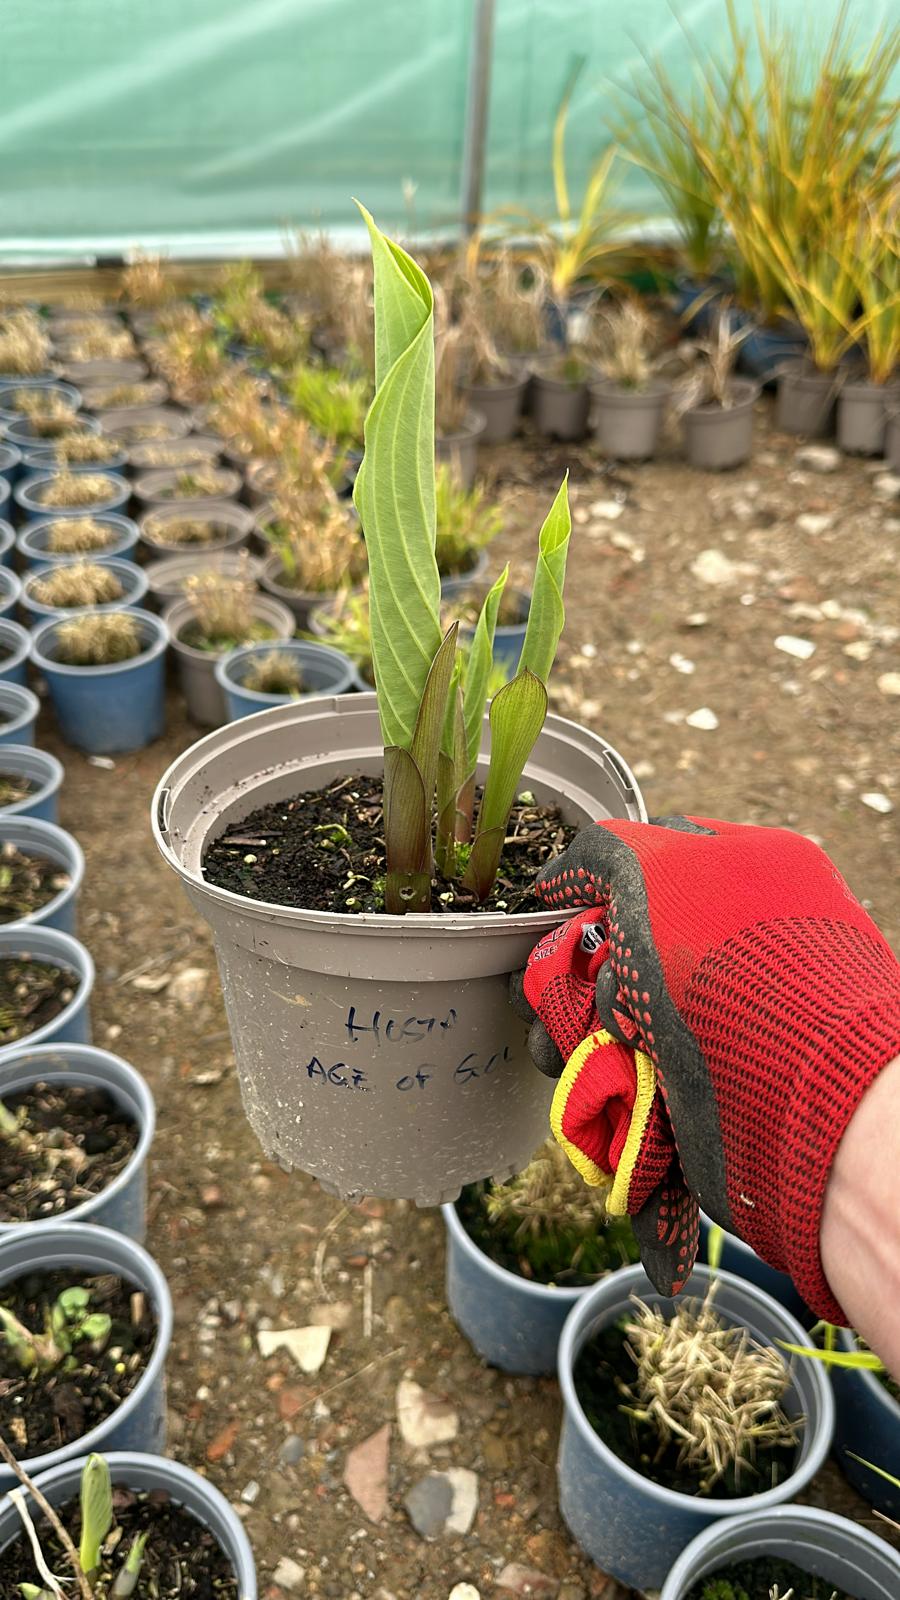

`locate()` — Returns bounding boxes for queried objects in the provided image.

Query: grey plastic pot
[58,357,148,385]
[0,815,84,934]
[259,554,354,630]
[435,410,486,491]
[460,375,527,444]
[21,557,148,622]
[0,566,21,618]
[145,550,263,611]
[81,378,169,413]
[0,925,94,1061]
[591,379,671,461]
[139,500,254,558]
[14,469,130,519]
[134,464,243,513]
[128,432,223,472]
[0,1222,172,1483]
[17,511,140,569]
[837,381,897,457]
[556,1263,834,1590]
[216,639,357,719]
[164,593,295,727]
[531,371,591,441]
[887,412,900,472]
[0,1043,154,1239]
[97,404,193,444]
[0,617,31,685]
[776,364,840,437]
[0,746,64,822]
[0,682,40,746]
[442,1198,585,1374]
[151,694,646,1205]
[831,1328,900,1519]
[660,1505,900,1600]
[0,379,81,421]
[0,1451,257,1600]
[682,380,759,470]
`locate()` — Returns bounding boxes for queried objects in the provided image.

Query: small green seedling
[1,1285,112,1375]
[11,1452,150,1598]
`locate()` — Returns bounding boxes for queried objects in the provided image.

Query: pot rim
[0,1043,155,1228]
[0,745,64,816]
[0,814,85,929]
[442,1199,586,1304]
[133,464,243,502]
[152,694,647,935]
[0,1221,172,1478]
[435,408,487,445]
[215,638,357,703]
[14,470,129,516]
[0,683,40,736]
[30,606,168,678]
[685,378,760,417]
[660,1504,900,1600]
[0,618,32,675]
[462,373,528,397]
[17,512,139,563]
[22,558,148,619]
[557,1261,833,1512]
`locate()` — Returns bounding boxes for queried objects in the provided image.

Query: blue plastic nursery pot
[216,638,358,721]
[0,564,21,618]
[0,681,40,745]
[671,273,732,334]
[831,1330,900,1520]
[699,1213,813,1325]
[556,1263,834,1591]
[0,815,84,935]
[0,925,94,1062]
[442,1199,584,1375]
[740,319,808,383]
[0,1223,172,1482]
[0,446,20,492]
[0,479,9,529]
[21,556,149,623]
[439,545,490,601]
[17,509,140,569]
[14,469,130,520]
[0,745,64,822]
[0,519,14,567]
[0,617,31,685]
[0,1453,257,1599]
[31,607,168,755]
[0,1044,155,1240]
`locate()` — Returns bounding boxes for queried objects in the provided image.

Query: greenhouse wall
[0,0,892,258]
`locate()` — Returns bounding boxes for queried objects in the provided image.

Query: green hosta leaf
[777,1340,885,1371]
[463,669,549,901]
[80,1313,112,1345]
[57,1286,90,1315]
[436,669,468,876]
[352,202,442,751]
[383,747,429,914]
[409,623,459,832]
[517,476,571,685]
[462,564,508,776]
[79,1453,114,1577]
[112,1531,150,1599]
[705,1223,724,1271]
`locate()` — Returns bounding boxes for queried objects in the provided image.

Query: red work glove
[512,816,900,1321]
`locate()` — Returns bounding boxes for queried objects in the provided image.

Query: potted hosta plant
[434,463,501,596]
[0,926,94,1063]
[443,1137,638,1374]
[152,205,645,1207]
[676,314,758,470]
[0,1449,257,1599]
[164,559,294,726]
[0,1221,171,1482]
[18,513,140,569]
[31,610,168,756]
[216,640,358,721]
[21,559,147,624]
[0,747,65,824]
[660,1505,900,1600]
[0,816,84,935]
[590,300,672,460]
[0,1043,154,1240]
[557,1264,833,1590]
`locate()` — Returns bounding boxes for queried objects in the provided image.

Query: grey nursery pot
[151,693,646,1206]
[591,378,671,461]
[460,374,528,444]
[837,380,897,456]
[531,369,591,440]
[556,1263,834,1590]
[435,409,486,490]
[775,363,840,437]
[682,379,758,470]
[164,592,295,727]
[660,1505,900,1600]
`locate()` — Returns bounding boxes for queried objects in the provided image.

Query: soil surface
[684,1554,858,1600]
[35,400,899,1600]
[0,841,70,923]
[203,776,574,915]
[0,955,79,1046]
[0,1266,155,1456]
[0,1485,239,1599]
[0,1080,138,1224]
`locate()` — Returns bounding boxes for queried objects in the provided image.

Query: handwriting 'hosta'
[354,204,571,913]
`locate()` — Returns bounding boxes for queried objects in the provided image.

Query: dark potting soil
[0,1483,239,1599]
[0,774,35,808]
[456,1184,639,1287]
[686,1554,860,1600]
[573,1322,800,1498]
[0,842,70,924]
[0,1080,139,1224]
[0,957,78,1046]
[202,773,577,915]
[0,1267,156,1456]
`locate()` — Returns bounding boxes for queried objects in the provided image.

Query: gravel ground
[38,394,899,1599]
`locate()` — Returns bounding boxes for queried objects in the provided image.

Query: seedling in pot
[0,1078,138,1226]
[54,615,144,668]
[676,310,751,413]
[64,330,135,365]
[434,463,502,579]
[208,371,283,460]
[592,299,667,391]
[460,248,548,364]
[0,957,79,1046]
[459,1137,638,1285]
[259,460,365,596]
[180,558,274,654]
[0,774,35,809]
[15,392,79,439]
[0,313,51,377]
[574,1280,800,1497]
[31,564,124,611]
[153,466,233,503]
[34,475,118,512]
[291,365,370,455]
[53,435,119,467]
[119,251,177,310]
[151,308,228,405]
[1,1284,112,1376]
[242,650,305,698]
[41,520,119,557]
[141,513,227,549]
[0,840,70,924]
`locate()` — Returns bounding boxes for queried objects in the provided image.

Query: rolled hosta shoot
[353,204,571,912]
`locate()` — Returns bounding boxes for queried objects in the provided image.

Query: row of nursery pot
[443,1154,900,1589]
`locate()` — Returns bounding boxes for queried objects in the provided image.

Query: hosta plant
[5,1451,149,1599]
[353,204,571,913]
